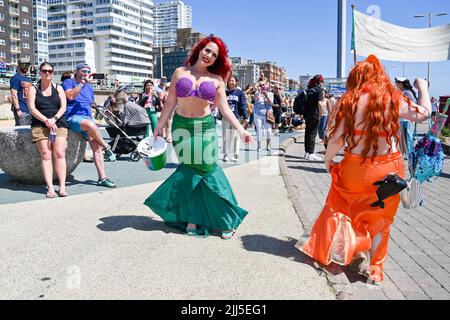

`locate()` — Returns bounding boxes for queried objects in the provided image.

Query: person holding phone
[62,62,117,188]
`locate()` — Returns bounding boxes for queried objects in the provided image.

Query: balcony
[10,21,20,29]
[9,7,20,15]
[9,0,19,3]
[10,46,21,54]
[10,34,20,41]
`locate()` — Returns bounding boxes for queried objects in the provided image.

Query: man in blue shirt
[10,58,32,126]
[224,75,247,162]
[63,62,116,188]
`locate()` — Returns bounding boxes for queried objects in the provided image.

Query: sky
[177,0,450,98]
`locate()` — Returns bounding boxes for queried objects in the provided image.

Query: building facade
[154,0,191,47]
[0,0,34,71]
[33,0,48,67]
[230,57,260,90]
[288,79,299,92]
[254,61,287,91]
[48,38,96,76]
[47,0,154,83]
[153,28,205,80]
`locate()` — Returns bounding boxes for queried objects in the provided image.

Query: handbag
[266,110,275,125]
[401,177,424,209]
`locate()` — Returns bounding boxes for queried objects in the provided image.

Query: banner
[353,10,450,62]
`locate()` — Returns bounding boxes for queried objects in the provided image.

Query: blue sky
[178,0,450,98]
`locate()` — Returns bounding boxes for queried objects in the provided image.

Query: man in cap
[10,58,32,126]
[62,62,117,188]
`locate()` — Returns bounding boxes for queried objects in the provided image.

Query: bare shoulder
[56,83,65,94]
[208,73,224,87]
[172,67,188,79]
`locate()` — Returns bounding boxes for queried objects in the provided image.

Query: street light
[414,12,448,89]
[160,34,163,79]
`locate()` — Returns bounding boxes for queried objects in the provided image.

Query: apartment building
[0,0,34,71]
[47,0,154,82]
[154,0,191,47]
[33,0,48,67]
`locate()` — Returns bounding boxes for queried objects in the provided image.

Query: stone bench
[0,126,86,185]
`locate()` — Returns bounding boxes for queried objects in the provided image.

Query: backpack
[293,90,307,115]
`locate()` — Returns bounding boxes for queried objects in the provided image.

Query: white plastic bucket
[137,136,167,171]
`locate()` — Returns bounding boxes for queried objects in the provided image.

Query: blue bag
[409,119,445,183]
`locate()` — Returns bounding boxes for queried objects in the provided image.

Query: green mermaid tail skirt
[144,113,248,234]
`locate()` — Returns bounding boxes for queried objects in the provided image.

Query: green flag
[351,7,356,51]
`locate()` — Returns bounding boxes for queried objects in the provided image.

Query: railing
[0,76,144,93]
[9,8,20,15]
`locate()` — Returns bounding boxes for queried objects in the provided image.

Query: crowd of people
[7,35,438,286]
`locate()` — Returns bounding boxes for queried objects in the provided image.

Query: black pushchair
[93,102,150,162]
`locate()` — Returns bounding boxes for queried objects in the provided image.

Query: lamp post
[414,12,448,89]
[160,34,163,79]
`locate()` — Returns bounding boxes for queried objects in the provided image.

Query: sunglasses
[80,69,91,74]
[41,69,54,74]
[20,63,31,67]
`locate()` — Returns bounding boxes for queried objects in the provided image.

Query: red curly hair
[186,36,231,81]
[330,55,411,162]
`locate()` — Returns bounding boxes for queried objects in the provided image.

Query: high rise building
[33,0,49,67]
[230,58,260,90]
[0,0,34,71]
[154,0,192,47]
[47,0,154,82]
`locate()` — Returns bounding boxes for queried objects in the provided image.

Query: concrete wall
[0,86,113,120]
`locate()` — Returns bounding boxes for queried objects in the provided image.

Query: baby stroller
[279,106,295,133]
[93,101,150,162]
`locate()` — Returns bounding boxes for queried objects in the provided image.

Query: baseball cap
[76,62,90,70]
[18,58,31,65]
[395,77,407,83]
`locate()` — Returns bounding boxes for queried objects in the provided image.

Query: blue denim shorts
[67,115,94,140]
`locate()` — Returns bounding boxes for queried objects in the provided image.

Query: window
[0,39,5,45]
[0,51,5,58]
[0,1,4,6]
[0,12,4,20]
[23,30,30,37]
[23,43,30,49]
[22,18,29,25]
[21,6,29,13]
[0,26,4,32]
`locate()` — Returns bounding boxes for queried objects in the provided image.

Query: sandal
[57,190,69,197]
[186,227,198,236]
[46,191,58,199]
[221,230,235,240]
[362,265,383,286]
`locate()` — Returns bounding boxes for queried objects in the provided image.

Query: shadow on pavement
[240,234,317,267]
[97,215,179,234]
[439,172,450,180]
[0,173,46,194]
[241,234,368,285]
[287,165,328,174]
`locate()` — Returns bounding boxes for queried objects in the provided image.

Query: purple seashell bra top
[175,77,216,103]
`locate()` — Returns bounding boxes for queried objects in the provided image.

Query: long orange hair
[330,55,406,162]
